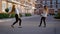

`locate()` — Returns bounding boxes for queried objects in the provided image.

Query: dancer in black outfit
[39,6,48,27]
[9,5,22,28]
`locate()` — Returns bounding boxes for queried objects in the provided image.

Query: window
[52,0,56,8]
[57,0,60,8]
[8,3,12,12]
[17,5,21,13]
[2,1,6,12]
[47,1,50,8]
[58,0,60,3]
[8,0,12,1]
[43,1,45,5]
[13,0,20,2]
[58,4,60,9]
[35,4,40,9]
[43,1,50,8]
[52,0,55,1]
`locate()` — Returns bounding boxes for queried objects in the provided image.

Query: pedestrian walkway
[0,15,39,22]
[0,15,60,34]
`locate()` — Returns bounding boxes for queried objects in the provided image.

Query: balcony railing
[7,0,35,10]
[7,0,20,4]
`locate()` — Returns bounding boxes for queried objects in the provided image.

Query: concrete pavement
[0,15,60,34]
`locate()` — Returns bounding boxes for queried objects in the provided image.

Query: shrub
[0,13,15,19]
[25,13,31,16]
[8,13,22,18]
[0,13,9,19]
[54,13,60,19]
[9,14,15,18]
[0,13,22,19]
[19,14,22,17]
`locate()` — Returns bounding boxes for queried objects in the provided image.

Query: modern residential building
[0,0,36,15]
[34,0,60,14]
[0,0,20,13]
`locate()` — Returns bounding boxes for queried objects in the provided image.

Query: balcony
[7,0,20,4]
[35,1,41,4]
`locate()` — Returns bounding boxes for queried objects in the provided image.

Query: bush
[19,14,22,17]
[25,13,31,16]
[0,13,9,19]
[8,13,22,18]
[54,17,60,19]
[9,14,15,18]
[54,13,60,19]
[0,13,22,19]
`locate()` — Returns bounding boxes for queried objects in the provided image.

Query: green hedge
[0,13,9,19]
[19,14,22,17]
[9,14,15,18]
[0,13,22,19]
[54,13,60,19]
[25,13,31,16]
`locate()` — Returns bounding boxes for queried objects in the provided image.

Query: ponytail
[44,6,48,12]
[11,5,15,14]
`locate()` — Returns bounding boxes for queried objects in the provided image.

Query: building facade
[34,0,60,14]
[0,0,36,15]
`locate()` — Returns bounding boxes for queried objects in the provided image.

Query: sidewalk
[0,15,39,22]
[0,15,60,34]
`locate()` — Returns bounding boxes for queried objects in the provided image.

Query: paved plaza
[0,15,60,34]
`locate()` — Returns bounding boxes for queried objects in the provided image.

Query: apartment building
[0,0,36,14]
[0,0,21,13]
[34,0,60,14]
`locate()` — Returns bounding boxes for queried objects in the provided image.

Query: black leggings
[40,17,46,26]
[12,14,22,26]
